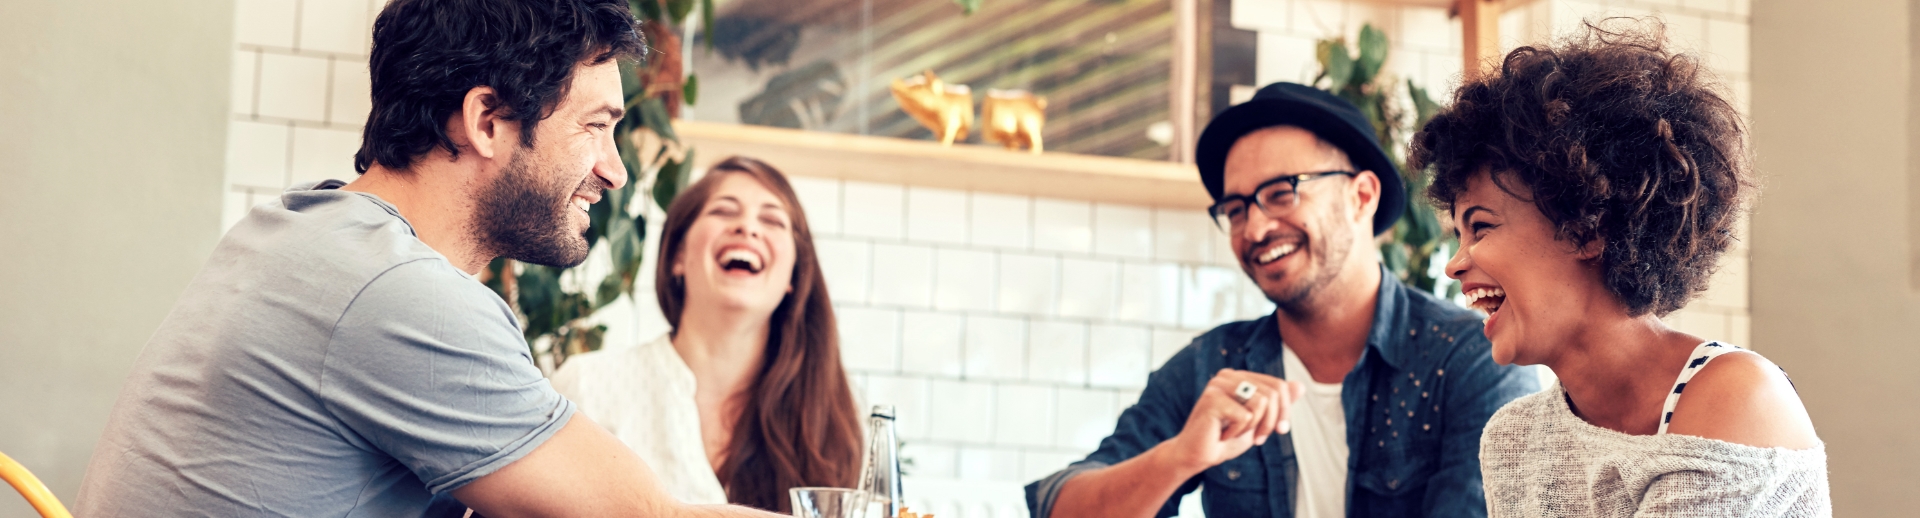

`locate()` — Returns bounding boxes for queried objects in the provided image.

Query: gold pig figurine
[982,89,1047,153]
[890,71,973,146]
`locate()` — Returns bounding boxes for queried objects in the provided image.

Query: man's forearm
[1048,443,1200,518]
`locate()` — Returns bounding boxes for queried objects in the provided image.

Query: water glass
[788,487,869,518]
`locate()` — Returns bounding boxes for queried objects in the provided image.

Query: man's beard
[474,152,602,268]
[1250,198,1355,315]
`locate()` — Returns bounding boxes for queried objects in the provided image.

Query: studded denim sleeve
[1025,340,1207,518]
[1423,320,1542,517]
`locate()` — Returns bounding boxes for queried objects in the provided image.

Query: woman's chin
[687,290,783,316]
[1490,340,1518,366]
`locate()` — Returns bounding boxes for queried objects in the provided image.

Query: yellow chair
[0,451,72,518]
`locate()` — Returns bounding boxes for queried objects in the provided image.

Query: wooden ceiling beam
[1459,0,1503,81]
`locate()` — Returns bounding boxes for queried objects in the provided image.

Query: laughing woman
[1410,22,1829,516]
[551,156,863,513]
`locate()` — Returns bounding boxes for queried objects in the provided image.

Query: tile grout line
[282,121,297,188]
[291,0,305,52]
[323,55,337,125]
[250,50,264,119]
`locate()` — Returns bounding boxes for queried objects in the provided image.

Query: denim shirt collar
[1239,265,1413,374]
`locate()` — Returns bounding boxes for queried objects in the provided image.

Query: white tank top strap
[1657,341,1748,435]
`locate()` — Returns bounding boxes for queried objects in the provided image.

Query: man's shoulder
[1166,316,1269,363]
[1194,317,1269,345]
[244,184,440,267]
[1400,285,1486,334]
[1381,281,1538,394]
[1392,284,1493,357]
[347,258,510,325]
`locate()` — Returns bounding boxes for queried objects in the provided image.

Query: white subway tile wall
[842,181,907,239]
[901,311,966,378]
[870,243,936,308]
[223,0,382,229]
[223,1,1751,513]
[933,248,997,311]
[1026,321,1089,385]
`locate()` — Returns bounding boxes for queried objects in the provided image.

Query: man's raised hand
[1164,369,1305,473]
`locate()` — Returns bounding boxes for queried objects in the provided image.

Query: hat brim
[1196,97,1406,236]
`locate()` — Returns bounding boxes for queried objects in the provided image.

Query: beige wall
[0,0,233,516]
[1750,0,1920,513]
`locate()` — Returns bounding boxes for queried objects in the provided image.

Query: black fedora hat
[1195,82,1404,236]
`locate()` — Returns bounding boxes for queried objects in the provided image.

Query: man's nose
[596,133,629,191]
[1240,205,1279,243]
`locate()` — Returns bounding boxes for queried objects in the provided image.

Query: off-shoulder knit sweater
[1480,382,1831,517]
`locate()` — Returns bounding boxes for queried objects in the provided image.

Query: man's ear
[1351,170,1383,227]
[448,86,515,160]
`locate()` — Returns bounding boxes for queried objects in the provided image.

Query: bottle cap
[870,404,895,420]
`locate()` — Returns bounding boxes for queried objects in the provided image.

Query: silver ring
[1232,380,1258,404]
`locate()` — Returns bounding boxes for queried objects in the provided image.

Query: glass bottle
[855,405,902,518]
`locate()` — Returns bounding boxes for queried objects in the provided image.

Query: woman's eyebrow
[1461,205,1493,221]
[1454,205,1492,238]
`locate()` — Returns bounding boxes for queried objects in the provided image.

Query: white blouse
[549,334,729,505]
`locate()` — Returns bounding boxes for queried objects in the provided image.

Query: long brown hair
[654,156,863,512]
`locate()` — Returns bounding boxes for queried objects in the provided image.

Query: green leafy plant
[737,60,847,129]
[1312,23,1456,298]
[481,0,714,368]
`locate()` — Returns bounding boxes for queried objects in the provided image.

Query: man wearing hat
[1024,83,1540,518]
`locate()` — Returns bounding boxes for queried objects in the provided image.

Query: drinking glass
[788,487,869,518]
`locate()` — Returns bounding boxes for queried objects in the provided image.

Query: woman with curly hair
[1411,20,1830,516]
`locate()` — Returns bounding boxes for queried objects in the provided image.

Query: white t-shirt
[1282,343,1349,518]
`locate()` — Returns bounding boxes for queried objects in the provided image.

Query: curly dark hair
[353,0,645,173]
[1411,19,1754,316]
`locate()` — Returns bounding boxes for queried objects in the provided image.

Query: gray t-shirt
[76,181,575,517]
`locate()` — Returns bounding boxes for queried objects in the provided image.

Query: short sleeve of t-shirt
[321,258,576,495]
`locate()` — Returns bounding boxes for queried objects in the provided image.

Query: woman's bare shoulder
[1664,350,1820,450]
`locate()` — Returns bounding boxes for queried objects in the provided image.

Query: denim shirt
[1026,267,1541,518]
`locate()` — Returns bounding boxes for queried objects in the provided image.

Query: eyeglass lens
[1212,181,1300,229]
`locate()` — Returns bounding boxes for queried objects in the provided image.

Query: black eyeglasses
[1208,171,1356,230]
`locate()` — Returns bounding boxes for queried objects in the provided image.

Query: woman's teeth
[1255,243,1298,264]
[1464,287,1506,313]
[719,249,763,273]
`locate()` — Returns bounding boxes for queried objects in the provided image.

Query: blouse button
[1227,470,1241,480]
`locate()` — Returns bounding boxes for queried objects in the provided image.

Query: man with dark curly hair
[75,1,784,516]
[1027,81,1541,518]
[1414,20,1830,516]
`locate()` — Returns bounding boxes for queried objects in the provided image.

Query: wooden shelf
[677,121,1213,210]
